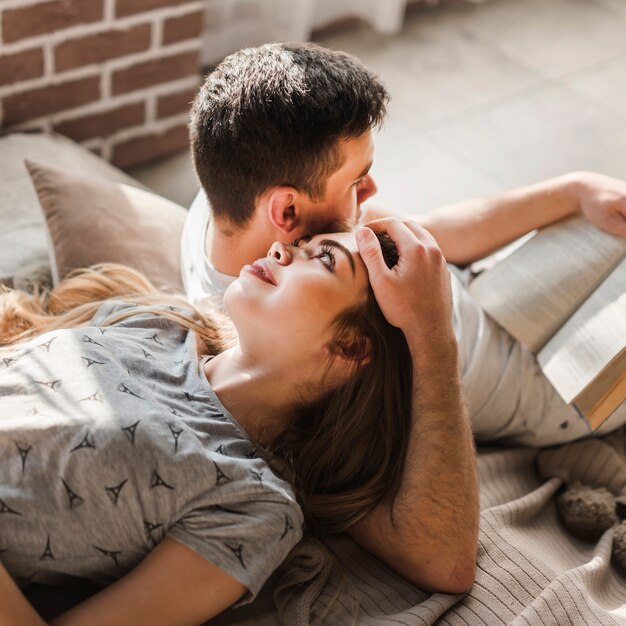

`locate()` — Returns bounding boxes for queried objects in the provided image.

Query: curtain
[200,0,482,65]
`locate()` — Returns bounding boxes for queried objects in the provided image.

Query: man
[183,42,626,593]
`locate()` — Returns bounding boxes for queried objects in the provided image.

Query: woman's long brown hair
[0,239,412,539]
[271,234,412,536]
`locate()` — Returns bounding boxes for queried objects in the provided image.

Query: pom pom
[613,521,626,570]
[556,482,617,541]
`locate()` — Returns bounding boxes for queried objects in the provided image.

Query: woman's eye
[353,178,364,188]
[315,246,336,272]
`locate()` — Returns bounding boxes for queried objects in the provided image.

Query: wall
[0,0,204,168]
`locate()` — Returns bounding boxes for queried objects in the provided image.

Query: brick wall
[0,0,204,168]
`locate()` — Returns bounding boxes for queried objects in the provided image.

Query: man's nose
[268,241,291,264]
[358,175,377,203]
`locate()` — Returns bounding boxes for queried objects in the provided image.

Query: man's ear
[266,187,302,234]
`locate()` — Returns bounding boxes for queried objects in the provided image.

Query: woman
[0,231,412,625]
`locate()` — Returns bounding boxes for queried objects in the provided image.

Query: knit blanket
[211,430,626,625]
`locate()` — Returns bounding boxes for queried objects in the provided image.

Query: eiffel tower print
[39,535,54,560]
[15,442,31,474]
[226,543,246,569]
[78,391,103,403]
[70,432,96,453]
[37,337,57,352]
[60,477,84,509]
[168,424,183,453]
[33,379,61,392]
[121,420,140,445]
[82,356,105,368]
[280,515,294,540]
[93,545,121,568]
[117,383,143,399]
[144,519,163,545]
[82,335,104,348]
[0,498,22,515]
[213,461,230,486]
[150,470,174,490]
[105,479,128,505]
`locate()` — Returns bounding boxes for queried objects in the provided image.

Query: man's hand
[356,218,455,348]
[574,172,626,238]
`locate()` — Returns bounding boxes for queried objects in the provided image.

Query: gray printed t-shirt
[0,301,303,605]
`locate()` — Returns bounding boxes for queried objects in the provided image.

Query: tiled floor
[130,0,626,215]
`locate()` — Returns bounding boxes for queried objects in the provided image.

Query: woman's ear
[266,187,301,234]
[326,335,372,368]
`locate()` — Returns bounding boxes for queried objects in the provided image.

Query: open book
[468,215,626,430]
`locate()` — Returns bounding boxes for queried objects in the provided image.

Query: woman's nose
[268,241,291,264]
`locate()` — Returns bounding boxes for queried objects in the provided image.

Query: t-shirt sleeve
[181,189,209,300]
[166,489,303,606]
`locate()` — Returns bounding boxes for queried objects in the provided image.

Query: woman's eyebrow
[319,239,355,275]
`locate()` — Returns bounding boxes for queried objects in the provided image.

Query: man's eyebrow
[319,239,355,275]
[355,160,373,181]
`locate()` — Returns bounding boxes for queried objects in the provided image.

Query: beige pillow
[25,159,186,292]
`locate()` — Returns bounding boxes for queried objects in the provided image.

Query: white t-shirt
[180,190,614,446]
[181,189,235,314]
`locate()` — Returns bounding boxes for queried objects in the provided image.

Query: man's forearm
[350,336,478,593]
[365,173,582,265]
[394,335,478,591]
[418,173,581,265]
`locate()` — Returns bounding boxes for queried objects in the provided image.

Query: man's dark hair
[189,42,388,227]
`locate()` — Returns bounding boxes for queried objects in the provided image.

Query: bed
[3,131,626,625]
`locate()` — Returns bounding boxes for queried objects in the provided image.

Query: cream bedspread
[211,431,626,625]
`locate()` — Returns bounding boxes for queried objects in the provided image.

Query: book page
[469,216,626,352]
[576,360,626,430]
[537,257,626,403]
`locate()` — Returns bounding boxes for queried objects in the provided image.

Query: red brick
[162,10,204,45]
[157,87,197,118]
[3,76,100,126]
[55,24,151,72]
[112,124,189,168]
[112,51,199,95]
[115,0,191,18]
[3,0,104,44]
[54,102,145,141]
[0,48,44,87]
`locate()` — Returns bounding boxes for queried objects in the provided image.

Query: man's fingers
[399,219,439,247]
[365,218,434,258]
[356,227,387,283]
[607,211,626,238]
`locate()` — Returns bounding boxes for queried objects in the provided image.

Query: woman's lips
[243,261,277,285]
